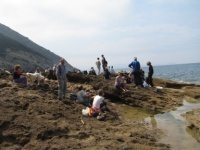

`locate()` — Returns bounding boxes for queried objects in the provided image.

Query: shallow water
[119,100,200,150]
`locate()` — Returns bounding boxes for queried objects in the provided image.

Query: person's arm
[16,70,24,76]
[128,62,133,68]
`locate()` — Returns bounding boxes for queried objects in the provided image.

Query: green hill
[0,23,75,71]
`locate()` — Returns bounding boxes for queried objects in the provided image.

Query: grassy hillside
[0,33,53,71]
[0,23,75,71]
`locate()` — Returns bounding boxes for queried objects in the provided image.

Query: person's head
[91,67,94,70]
[14,64,21,71]
[119,72,123,76]
[60,58,65,65]
[86,89,90,92]
[97,57,99,60]
[98,89,104,96]
[134,57,137,61]
[111,66,113,68]
[147,61,151,66]
[101,54,104,58]
[78,86,83,91]
[35,67,40,73]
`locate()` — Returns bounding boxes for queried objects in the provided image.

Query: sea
[116,63,200,85]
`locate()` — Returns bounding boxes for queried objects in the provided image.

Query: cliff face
[0,23,75,71]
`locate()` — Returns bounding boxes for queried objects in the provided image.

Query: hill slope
[0,23,75,71]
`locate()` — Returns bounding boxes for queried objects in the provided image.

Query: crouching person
[89,89,115,117]
[115,72,128,92]
[13,64,28,87]
[77,86,91,106]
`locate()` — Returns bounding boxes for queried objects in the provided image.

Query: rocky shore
[0,72,200,150]
[183,108,200,142]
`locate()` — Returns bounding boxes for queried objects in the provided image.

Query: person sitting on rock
[89,67,97,75]
[13,64,28,87]
[114,72,128,92]
[77,86,91,106]
[90,89,116,117]
[110,66,115,73]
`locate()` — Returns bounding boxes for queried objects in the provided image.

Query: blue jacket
[128,60,140,72]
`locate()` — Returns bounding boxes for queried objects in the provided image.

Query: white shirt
[92,95,104,109]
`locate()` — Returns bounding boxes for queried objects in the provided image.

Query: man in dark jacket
[101,55,108,71]
[147,61,154,87]
[128,57,141,87]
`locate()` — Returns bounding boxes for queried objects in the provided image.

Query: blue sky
[0,0,200,70]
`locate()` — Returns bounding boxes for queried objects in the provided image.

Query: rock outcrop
[0,73,200,149]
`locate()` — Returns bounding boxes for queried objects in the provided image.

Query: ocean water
[116,63,200,85]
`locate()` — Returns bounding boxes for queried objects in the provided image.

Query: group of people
[112,57,154,93]
[95,55,115,75]
[128,57,154,88]
[75,86,115,116]
[12,58,68,101]
[12,56,154,118]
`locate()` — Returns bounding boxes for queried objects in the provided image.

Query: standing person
[128,57,141,87]
[147,61,154,87]
[101,55,108,71]
[95,57,101,75]
[56,58,67,100]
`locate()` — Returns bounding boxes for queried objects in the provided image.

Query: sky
[0,0,200,70]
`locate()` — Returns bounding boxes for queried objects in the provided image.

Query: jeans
[97,66,101,75]
[13,77,28,87]
[58,79,67,99]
